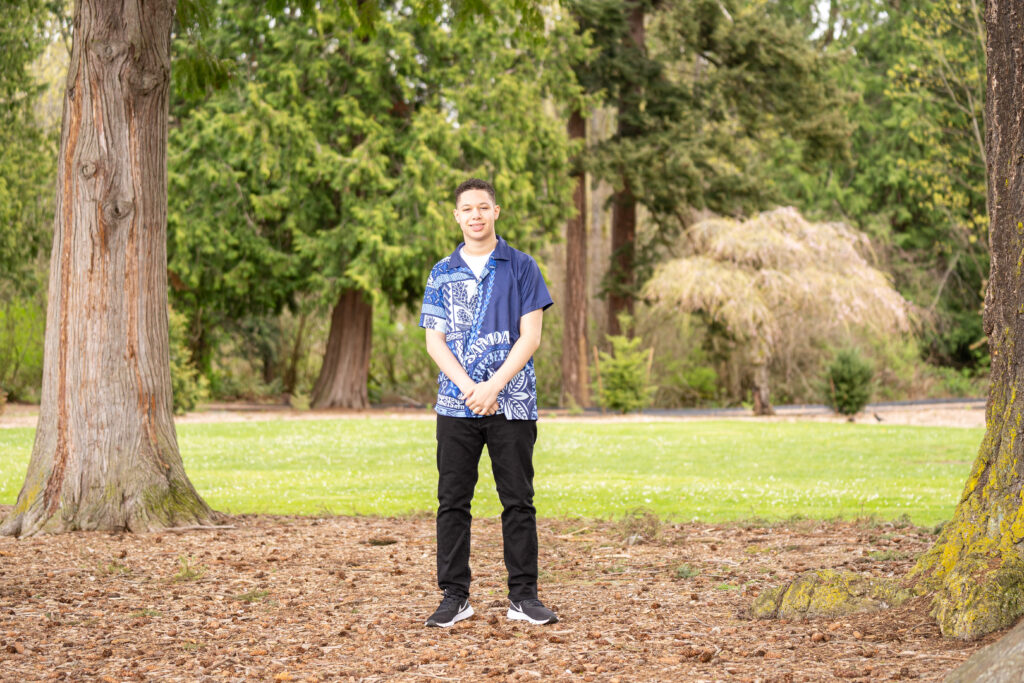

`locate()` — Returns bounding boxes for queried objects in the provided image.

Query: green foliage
[369,305,437,407]
[594,316,656,414]
[168,0,580,382]
[769,0,988,370]
[0,0,55,296]
[0,289,46,403]
[169,307,209,415]
[531,296,564,409]
[571,0,850,298]
[824,349,874,416]
[636,307,719,408]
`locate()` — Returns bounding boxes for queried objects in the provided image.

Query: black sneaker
[507,598,558,625]
[425,593,473,628]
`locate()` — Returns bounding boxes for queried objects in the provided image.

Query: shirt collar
[449,235,510,270]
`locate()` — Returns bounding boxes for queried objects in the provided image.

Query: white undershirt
[460,248,492,301]
[461,247,492,279]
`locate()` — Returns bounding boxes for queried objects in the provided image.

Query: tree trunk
[311,288,372,409]
[910,0,1023,640]
[563,109,590,408]
[1,0,217,537]
[945,616,1024,682]
[283,311,308,395]
[608,181,636,338]
[607,3,644,338]
[751,363,775,416]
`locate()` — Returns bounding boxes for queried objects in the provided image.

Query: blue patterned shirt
[420,236,553,420]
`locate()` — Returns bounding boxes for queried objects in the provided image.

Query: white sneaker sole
[426,604,474,628]
[506,607,557,625]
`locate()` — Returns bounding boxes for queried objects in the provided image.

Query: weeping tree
[644,207,911,415]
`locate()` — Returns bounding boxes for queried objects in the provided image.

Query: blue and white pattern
[420,236,553,420]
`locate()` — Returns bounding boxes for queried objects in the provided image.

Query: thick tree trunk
[608,181,636,338]
[607,3,644,338]
[910,0,1023,640]
[311,289,372,409]
[2,0,217,537]
[563,109,590,408]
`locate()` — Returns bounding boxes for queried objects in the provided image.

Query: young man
[419,178,557,628]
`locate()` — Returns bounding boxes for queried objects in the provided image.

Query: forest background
[0,0,990,416]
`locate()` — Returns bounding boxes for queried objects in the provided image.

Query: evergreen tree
[770,0,988,369]
[570,0,849,335]
[0,0,55,295]
[168,0,579,407]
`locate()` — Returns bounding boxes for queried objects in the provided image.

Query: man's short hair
[454,178,496,205]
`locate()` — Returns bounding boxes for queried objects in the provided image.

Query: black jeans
[435,414,538,602]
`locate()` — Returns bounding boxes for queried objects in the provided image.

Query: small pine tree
[594,316,656,414]
[824,349,873,416]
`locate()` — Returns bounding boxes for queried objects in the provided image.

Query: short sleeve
[420,266,448,333]
[519,256,554,314]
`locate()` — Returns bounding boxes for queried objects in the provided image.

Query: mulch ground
[0,509,998,682]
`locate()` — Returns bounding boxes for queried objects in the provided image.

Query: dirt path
[0,513,991,681]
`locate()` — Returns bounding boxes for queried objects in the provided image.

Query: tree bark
[910,0,1024,640]
[283,311,308,395]
[2,0,217,537]
[945,616,1024,682]
[608,180,636,338]
[563,109,590,408]
[607,3,644,338]
[311,288,372,409]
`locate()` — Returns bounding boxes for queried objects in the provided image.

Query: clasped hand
[463,379,501,416]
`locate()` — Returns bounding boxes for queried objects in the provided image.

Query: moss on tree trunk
[909,0,1024,640]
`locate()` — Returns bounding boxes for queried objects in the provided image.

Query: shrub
[370,304,440,407]
[169,306,208,414]
[593,316,656,414]
[635,306,720,408]
[0,293,46,402]
[824,349,873,415]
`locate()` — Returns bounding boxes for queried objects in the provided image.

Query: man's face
[454,189,500,247]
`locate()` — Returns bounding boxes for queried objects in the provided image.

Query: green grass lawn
[0,419,982,526]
